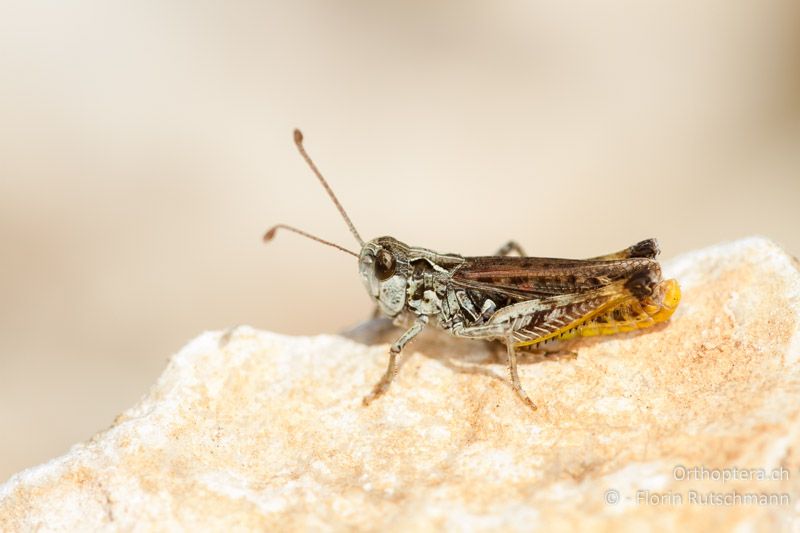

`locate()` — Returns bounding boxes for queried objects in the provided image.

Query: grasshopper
[264,130,681,411]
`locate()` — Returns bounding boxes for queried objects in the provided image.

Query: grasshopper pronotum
[264,130,681,411]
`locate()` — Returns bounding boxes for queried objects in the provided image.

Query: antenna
[293,129,364,246]
[263,224,358,258]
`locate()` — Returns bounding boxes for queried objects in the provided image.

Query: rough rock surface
[2,237,800,531]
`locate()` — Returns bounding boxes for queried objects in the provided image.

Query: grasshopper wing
[451,255,660,300]
[450,255,677,346]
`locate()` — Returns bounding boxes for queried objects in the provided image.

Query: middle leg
[450,320,540,412]
[494,240,526,257]
[505,338,538,411]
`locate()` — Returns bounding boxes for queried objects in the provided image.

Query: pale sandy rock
[2,237,800,531]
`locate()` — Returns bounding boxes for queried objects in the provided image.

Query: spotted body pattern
[357,236,680,409]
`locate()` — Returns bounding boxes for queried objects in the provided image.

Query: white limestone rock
[2,237,799,531]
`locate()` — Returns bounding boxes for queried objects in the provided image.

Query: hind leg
[587,239,659,260]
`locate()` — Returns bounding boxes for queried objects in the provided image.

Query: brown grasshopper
[264,130,681,411]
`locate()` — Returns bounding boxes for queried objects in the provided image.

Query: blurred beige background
[1,1,799,481]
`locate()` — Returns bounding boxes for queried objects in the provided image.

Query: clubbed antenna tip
[263,227,277,242]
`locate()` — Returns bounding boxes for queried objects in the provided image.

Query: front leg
[362,315,428,406]
[495,240,526,257]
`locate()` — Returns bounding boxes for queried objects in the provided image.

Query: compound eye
[374,249,396,281]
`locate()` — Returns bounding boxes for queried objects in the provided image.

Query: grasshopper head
[358,237,410,318]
